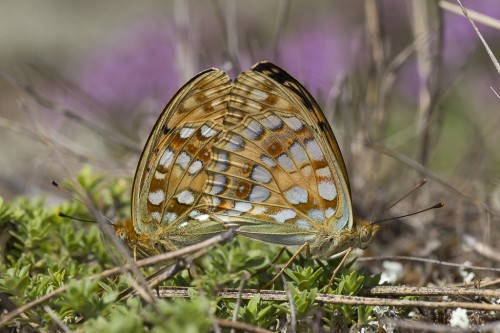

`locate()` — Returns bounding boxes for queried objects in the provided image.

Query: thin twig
[366,140,499,216]
[231,272,250,333]
[134,280,500,301]
[212,316,222,333]
[122,272,156,305]
[225,0,241,73]
[364,0,385,71]
[480,278,500,288]
[55,180,158,307]
[43,306,73,333]
[157,287,500,311]
[357,255,500,273]
[463,235,500,263]
[0,230,235,326]
[439,0,500,30]
[250,246,287,280]
[271,0,291,61]
[216,319,273,333]
[364,285,500,299]
[281,274,296,333]
[96,218,158,308]
[0,69,140,153]
[380,316,495,333]
[410,0,443,166]
[453,0,500,74]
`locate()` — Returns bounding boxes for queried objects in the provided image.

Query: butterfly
[113,67,235,259]
[203,62,380,288]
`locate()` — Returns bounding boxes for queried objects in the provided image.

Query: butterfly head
[113,219,158,259]
[113,219,135,242]
[356,217,380,249]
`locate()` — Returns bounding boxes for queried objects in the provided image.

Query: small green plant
[0,168,392,332]
[289,284,318,317]
[286,266,324,290]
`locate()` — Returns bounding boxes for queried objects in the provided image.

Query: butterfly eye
[116,229,126,240]
[359,228,373,248]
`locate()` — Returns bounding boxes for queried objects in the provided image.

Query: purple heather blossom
[267,21,360,98]
[79,18,360,111]
[395,0,500,101]
[79,22,179,112]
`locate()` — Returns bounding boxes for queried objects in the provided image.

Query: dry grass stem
[454,0,500,74]
[158,287,500,311]
[357,255,500,273]
[231,272,250,333]
[380,317,500,333]
[463,235,500,263]
[281,274,296,333]
[364,285,500,298]
[367,140,499,216]
[0,69,140,153]
[439,0,500,30]
[216,319,274,333]
[43,306,73,333]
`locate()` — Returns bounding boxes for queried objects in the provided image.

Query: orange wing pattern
[203,62,358,256]
[116,62,378,259]
[120,69,232,255]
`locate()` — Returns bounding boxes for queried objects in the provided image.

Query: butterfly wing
[250,62,351,193]
[132,69,232,249]
[226,62,350,191]
[204,62,353,246]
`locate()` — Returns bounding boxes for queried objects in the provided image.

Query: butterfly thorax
[309,218,379,259]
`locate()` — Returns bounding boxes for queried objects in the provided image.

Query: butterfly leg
[258,242,310,291]
[326,247,352,291]
[250,246,287,280]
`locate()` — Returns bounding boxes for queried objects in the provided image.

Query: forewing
[204,62,353,243]
[227,62,350,193]
[132,69,231,237]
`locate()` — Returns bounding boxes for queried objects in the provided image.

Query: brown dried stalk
[157,286,500,312]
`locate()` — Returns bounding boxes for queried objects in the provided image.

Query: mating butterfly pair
[114,61,379,265]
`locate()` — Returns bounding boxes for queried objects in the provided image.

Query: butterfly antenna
[370,178,427,222]
[51,180,114,225]
[370,202,444,225]
[384,178,427,211]
[58,212,97,224]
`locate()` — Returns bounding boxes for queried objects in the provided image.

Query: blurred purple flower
[265,21,361,97]
[396,0,500,101]
[79,22,179,112]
